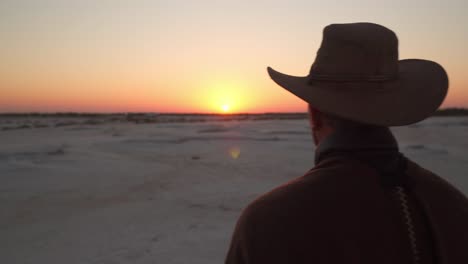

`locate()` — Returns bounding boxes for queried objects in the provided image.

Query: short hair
[308,104,378,130]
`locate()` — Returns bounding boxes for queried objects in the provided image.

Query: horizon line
[0,107,467,116]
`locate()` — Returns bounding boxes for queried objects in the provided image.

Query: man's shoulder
[226,158,364,264]
[407,159,468,206]
[241,156,374,225]
[406,159,468,261]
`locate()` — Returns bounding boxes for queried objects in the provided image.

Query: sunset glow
[221,104,230,113]
[0,1,467,113]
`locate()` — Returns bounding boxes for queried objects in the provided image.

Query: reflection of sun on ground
[229,146,240,159]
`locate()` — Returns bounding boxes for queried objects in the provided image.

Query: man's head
[307,104,378,146]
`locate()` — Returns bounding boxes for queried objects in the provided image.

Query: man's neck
[314,127,398,165]
[314,127,407,188]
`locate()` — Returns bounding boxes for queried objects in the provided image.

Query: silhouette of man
[225,23,468,264]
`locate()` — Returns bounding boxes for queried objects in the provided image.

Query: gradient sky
[1,0,467,113]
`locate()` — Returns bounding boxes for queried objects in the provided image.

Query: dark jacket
[225,128,468,264]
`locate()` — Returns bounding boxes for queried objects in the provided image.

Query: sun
[221,104,230,113]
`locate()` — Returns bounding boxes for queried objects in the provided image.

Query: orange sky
[1,0,467,113]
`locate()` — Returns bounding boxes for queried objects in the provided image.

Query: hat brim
[267,59,448,126]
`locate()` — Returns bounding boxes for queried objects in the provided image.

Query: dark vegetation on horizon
[1,108,467,118]
[432,108,468,116]
[1,108,467,131]
[0,112,310,119]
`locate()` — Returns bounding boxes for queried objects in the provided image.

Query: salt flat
[1,117,468,264]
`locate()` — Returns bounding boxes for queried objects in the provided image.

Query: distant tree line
[0,108,467,118]
[433,108,468,116]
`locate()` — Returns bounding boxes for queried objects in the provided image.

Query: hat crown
[310,23,399,82]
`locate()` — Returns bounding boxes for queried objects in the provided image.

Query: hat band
[308,73,397,82]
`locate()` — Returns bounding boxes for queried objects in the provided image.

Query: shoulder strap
[345,152,437,264]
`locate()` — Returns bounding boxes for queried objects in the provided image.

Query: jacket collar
[315,127,398,165]
[314,127,408,188]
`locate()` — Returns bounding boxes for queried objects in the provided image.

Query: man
[225,23,468,264]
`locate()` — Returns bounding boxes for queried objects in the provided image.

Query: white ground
[1,117,468,264]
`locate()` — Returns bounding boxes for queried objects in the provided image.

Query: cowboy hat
[267,22,448,126]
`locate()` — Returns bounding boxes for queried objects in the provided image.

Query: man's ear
[308,105,323,129]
